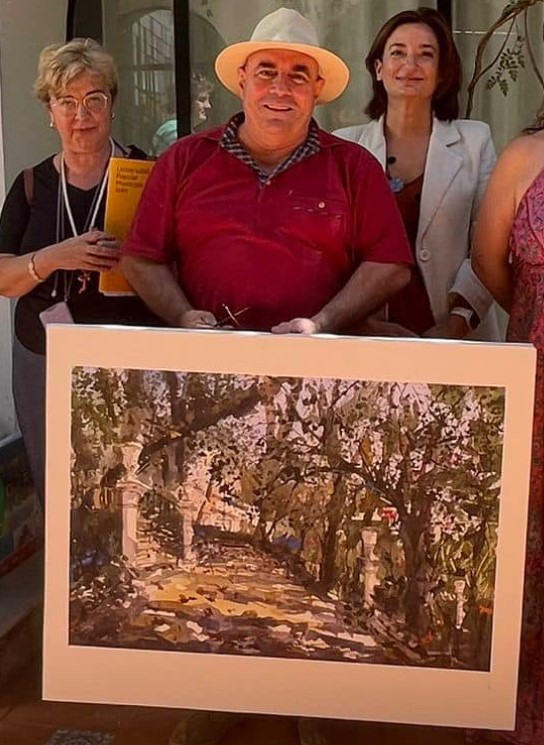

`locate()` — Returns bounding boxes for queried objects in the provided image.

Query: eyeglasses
[50,92,110,117]
[214,305,250,328]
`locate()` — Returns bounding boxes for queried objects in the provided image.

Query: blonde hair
[34,38,118,104]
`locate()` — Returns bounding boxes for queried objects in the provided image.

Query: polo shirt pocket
[285,196,348,249]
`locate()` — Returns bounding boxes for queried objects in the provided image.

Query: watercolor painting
[43,327,535,727]
[69,368,504,672]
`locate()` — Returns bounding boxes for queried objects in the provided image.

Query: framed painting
[43,325,536,730]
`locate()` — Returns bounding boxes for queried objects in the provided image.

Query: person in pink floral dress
[472,118,544,744]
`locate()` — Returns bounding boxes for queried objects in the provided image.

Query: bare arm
[471,136,536,313]
[272,261,410,334]
[120,255,217,328]
[0,231,119,298]
[0,253,42,297]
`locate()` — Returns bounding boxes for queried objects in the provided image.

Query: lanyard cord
[52,137,114,301]
[60,137,113,238]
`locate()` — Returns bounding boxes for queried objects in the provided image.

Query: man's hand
[271,318,319,335]
[178,309,218,329]
[423,314,469,339]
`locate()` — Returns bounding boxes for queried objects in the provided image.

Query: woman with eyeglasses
[0,38,159,508]
[334,8,500,341]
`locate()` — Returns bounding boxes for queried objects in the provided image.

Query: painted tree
[224,376,504,664]
[327,382,504,660]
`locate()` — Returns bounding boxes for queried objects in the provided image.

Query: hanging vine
[465,0,544,117]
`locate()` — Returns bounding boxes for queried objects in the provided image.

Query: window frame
[437,0,452,24]
[66,0,454,141]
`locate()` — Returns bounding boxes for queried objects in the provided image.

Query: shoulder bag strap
[23,167,34,206]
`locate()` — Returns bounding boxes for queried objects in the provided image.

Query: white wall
[0,0,67,438]
[0,0,67,186]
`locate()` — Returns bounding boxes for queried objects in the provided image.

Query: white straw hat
[215,7,349,104]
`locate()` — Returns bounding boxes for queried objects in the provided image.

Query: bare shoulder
[480,131,544,214]
[498,132,544,169]
[489,132,544,198]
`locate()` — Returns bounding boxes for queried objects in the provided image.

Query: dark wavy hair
[364,7,462,122]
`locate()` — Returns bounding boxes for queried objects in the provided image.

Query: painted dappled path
[139,541,383,661]
[72,538,385,663]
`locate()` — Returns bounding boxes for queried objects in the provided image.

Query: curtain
[454,0,544,151]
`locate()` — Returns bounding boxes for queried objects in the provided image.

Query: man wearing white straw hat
[122,8,412,745]
[121,7,411,339]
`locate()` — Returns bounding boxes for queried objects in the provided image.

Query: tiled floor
[0,658,471,744]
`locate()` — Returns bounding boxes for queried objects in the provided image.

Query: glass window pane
[454,0,544,150]
[188,0,438,132]
[102,1,175,156]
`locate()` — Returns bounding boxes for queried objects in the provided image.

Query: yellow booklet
[99,157,155,296]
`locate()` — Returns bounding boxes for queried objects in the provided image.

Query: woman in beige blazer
[334,7,500,341]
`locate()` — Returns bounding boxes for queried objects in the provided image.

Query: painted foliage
[70,367,504,671]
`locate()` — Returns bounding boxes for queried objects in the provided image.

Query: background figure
[472,108,544,745]
[191,71,213,129]
[0,38,158,508]
[152,70,214,156]
[334,7,500,341]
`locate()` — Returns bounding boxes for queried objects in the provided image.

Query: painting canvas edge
[43,324,536,729]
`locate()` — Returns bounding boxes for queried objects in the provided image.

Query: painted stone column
[117,440,147,565]
[361,527,380,608]
[120,481,146,563]
[177,487,197,563]
[453,577,467,630]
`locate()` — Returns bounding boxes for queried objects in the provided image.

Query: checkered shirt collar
[220,112,320,184]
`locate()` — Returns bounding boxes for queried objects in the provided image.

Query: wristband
[450,306,478,330]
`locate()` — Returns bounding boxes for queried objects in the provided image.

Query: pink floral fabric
[491,168,544,744]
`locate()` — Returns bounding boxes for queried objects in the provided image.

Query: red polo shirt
[122,125,412,331]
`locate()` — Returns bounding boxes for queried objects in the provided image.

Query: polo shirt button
[419,248,431,262]
[318,201,325,208]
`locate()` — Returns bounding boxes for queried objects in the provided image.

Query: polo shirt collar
[219,112,321,184]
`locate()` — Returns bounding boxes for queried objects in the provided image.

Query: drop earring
[111,112,116,120]
[49,121,55,128]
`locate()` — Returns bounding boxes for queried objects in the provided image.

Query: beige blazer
[334,116,501,341]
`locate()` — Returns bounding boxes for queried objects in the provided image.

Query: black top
[0,146,161,354]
